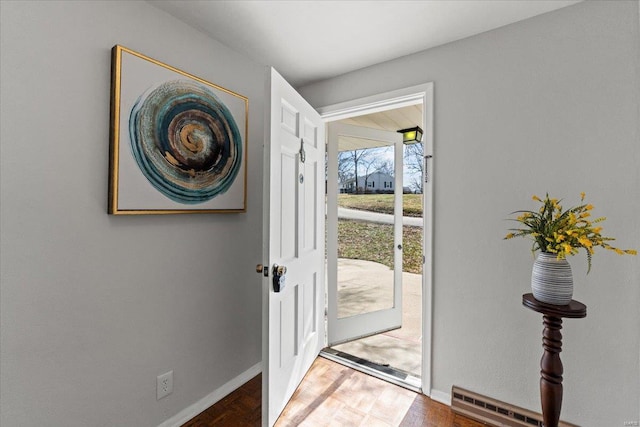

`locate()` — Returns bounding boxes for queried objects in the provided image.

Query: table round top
[522,293,587,318]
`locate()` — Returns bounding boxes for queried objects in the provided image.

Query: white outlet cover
[157,371,173,400]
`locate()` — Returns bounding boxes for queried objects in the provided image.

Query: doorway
[320,83,434,395]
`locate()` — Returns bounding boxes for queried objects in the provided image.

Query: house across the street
[341,171,394,193]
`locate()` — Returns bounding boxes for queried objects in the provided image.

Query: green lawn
[338,194,423,217]
[338,220,423,274]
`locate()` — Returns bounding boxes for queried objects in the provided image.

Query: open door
[326,123,403,345]
[262,68,325,426]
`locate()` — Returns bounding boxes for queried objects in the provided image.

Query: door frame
[318,82,434,396]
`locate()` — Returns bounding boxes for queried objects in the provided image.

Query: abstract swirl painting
[129,80,242,204]
[109,45,248,214]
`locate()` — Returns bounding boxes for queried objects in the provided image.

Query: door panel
[279,150,297,260]
[264,68,325,427]
[301,159,317,253]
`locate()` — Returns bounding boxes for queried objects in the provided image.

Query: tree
[342,149,372,193]
[376,159,394,177]
[361,157,378,192]
[337,151,354,185]
[404,142,424,193]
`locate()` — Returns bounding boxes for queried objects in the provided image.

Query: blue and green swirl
[129,80,242,204]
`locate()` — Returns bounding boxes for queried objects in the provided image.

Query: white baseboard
[158,362,262,427]
[429,389,451,406]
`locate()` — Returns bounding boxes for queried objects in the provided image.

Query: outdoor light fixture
[397,126,423,144]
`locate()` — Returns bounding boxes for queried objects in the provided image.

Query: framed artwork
[109,45,248,214]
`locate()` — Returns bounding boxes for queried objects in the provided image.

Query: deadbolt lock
[275,265,287,276]
[272,264,287,292]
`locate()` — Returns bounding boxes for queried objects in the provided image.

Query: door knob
[256,264,264,273]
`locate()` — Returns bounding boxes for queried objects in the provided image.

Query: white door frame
[318,82,434,396]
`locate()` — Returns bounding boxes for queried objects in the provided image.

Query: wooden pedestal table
[522,293,586,427]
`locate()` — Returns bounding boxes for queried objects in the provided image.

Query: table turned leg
[540,315,563,427]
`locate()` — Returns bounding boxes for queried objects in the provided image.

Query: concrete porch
[330,259,422,378]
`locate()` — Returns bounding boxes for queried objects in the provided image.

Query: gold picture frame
[109,45,248,215]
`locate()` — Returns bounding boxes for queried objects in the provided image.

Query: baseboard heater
[451,386,580,427]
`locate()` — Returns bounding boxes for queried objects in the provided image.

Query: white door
[262,68,325,427]
[326,123,403,345]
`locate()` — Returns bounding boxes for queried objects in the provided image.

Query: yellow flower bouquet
[505,193,636,273]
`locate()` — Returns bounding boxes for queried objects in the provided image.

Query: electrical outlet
[157,371,173,400]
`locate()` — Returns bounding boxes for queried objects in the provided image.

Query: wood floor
[182,357,487,427]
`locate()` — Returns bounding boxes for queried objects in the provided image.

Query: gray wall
[301,1,639,426]
[0,1,264,426]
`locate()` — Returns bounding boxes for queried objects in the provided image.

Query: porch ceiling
[336,104,423,152]
[338,136,394,152]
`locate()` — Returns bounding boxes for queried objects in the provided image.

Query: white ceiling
[149,0,582,87]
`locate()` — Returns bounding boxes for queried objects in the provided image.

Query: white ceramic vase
[531,252,574,305]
